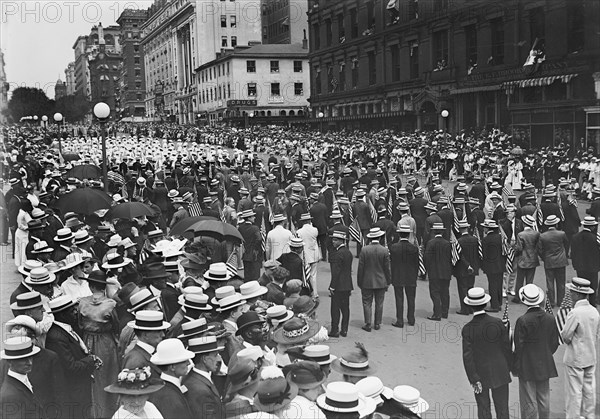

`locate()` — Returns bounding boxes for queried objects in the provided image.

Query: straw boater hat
[431,222,445,231]
[204,262,232,282]
[356,376,393,406]
[150,338,195,366]
[48,295,77,314]
[566,277,594,294]
[188,335,225,354]
[105,367,164,395]
[128,310,170,331]
[239,281,268,300]
[519,284,545,306]
[482,219,499,229]
[289,237,304,248]
[178,318,215,340]
[102,253,132,270]
[1,337,40,360]
[127,289,160,313]
[53,227,74,243]
[581,216,598,227]
[464,287,491,306]
[272,213,286,223]
[366,227,385,239]
[331,342,377,377]
[317,382,376,418]
[303,345,336,365]
[61,253,87,271]
[522,214,536,227]
[178,293,213,311]
[391,385,429,415]
[211,285,237,305]
[266,305,294,325]
[18,260,43,276]
[544,215,560,226]
[31,241,53,254]
[424,202,437,212]
[272,316,320,345]
[10,291,44,311]
[73,230,93,246]
[216,294,247,312]
[24,267,56,286]
[253,366,298,413]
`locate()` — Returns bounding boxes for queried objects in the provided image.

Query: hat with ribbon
[331,342,377,377]
[303,344,337,365]
[236,311,266,336]
[317,382,376,418]
[272,316,320,345]
[73,230,93,245]
[31,241,53,254]
[239,280,268,300]
[216,294,247,313]
[253,368,298,413]
[366,227,385,239]
[566,277,595,294]
[104,367,164,395]
[581,216,599,227]
[178,293,213,311]
[128,310,170,331]
[53,227,74,243]
[522,215,536,227]
[10,291,44,311]
[391,385,429,415]
[18,260,43,276]
[518,284,545,306]
[464,287,491,306]
[203,262,231,282]
[211,285,236,305]
[266,305,294,325]
[356,376,393,406]
[102,253,132,270]
[48,295,77,314]
[127,289,161,313]
[178,318,215,340]
[1,337,41,360]
[24,267,56,286]
[188,335,225,354]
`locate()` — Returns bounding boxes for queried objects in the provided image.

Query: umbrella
[54,187,113,216]
[185,220,244,243]
[169,215,218,237]
[66,164,102,180]
[62,153,81,162]
[107,202,156,220]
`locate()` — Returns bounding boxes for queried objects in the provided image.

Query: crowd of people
[0,122,599,419]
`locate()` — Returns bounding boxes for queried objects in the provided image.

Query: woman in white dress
[14,199,33,267]
[104,366,164,419]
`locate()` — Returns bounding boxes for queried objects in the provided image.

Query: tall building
[64,62,76,96]
[0,49,8,123]
[54,78,67,100]
[117,9,149,119]
[88,24,122,114]
[196,43,310,125]
[307,0,599,148]
[261,0,309,45]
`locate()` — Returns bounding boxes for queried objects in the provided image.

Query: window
[271,83,280,96]
[350,9,358,38]
[313,23,320,50]
[315,68,322,95]
[490,18,504,65]
[221,15,227,28]
[221,36,228,47]
[230,15,237,28]
[294,60,302,72]
[465,24,477,72]
[433,30,448,70]
[137,93,143,100]
[270,60,279,73]
[325,19,332,46]
[231,36,237,47]
[529,7,545,53]
[135,69,141,77]
[134,56,140,64]
[294,83,303,96]
[351,58,359,88]
[227,83,231,98]
[338,62,346,91]
[367,52,376,85]
[391,45,400,82]
[567,1,584,53]
[409,42,419,79]
[134,44,140,53]
[247,83,257,96]
[408,0,419,20]
[337,14,345,43]
[366,1,375,29]
[247,60,256,72]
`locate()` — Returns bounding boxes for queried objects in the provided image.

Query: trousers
[456,275,475,313]
[519,379,550,419]
[565,364,596,419]
[474,383,509,419]
[514,267,536,300]
[428,277,450,318]
[330,290,350,333]
[361,288,386,326]
[393,285,416,325]
[544,266,565,306]
[487,272,504,310]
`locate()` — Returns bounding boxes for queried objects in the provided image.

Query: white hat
[464,287,491,306]
[239,281,268,300]
[1,337,40,360]
[128,310,171,330]
[356,376,393,406]
[518,284,545,306]
[391,385,429,414]
[150,338,195,365]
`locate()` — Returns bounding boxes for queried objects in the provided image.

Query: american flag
[260,215,267,254]
[418,244,426,276]
[499,226,514,274]
[556,191,565,221]
[473,225,483,260]
[450,230,461,266]
[423,188,431,202]
[188,202,203,217]
[387,193,393,218]
[220,209,226,223]
[368,198,378,224]
[226,248,238,277]
[294,232,313,293]
[502,184,514,198]
[108,171,125,185]
[349,190,357,222]
[544,296,554,315]
[349,218,363,245]
[502,297,513,345]
[536,205,544,230]
[556,290,573,345]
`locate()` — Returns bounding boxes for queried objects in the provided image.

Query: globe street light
[54,112,64,156]
[41,115,48,139]
[441,109,449,140]
[93,102,111,193]
[318,111,324,133]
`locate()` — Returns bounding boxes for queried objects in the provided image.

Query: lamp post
[441,109,449,140]
[93,102,110,193]
[53,113,63,156]
[41,115,48,139]
[318,111,324,133]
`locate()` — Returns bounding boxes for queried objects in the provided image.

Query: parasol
[184,220,243,243]
[106,202,156,220]
[54,187,113,216]
[62,153,81,162]
[66,164,102,180]
[169,215,218,237]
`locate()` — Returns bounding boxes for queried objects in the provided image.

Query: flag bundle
[188,202,203,217]
[556,289,573,344]
[499,226,514,274]
[450,230,461,266]
[501,184,514,199]
[226,249,238,277]
[368,199,378,224]
[387,193,393,218]
[349,218,363,245]
[473,226,483,260]
[260,215,267,254]
[418,244,426,276]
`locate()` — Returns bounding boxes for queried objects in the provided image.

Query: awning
[502,74,578,89]
[450,84,502,95]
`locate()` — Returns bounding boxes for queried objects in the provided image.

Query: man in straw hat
[390,225,419,327]
[424,223,452,321]
[513,214,541,304]
[571,216,600,306]
[328,231,353,337]
[316,381,376,419]
[561,277,600,419]
[454,219,480,316]
[0,337,44,419]
[538,215,569,307]
[357,228,391,332]
[183,335,226,419]
[481,219,504,312]
[238,209,263,282]
[461,287,512,419]
[266,213,294,261]
[513,284,559,419]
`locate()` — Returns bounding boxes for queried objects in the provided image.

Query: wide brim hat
[104,381,164,395]
[53,229,74,242]
[316,384,374,416]
[102,255,133,270]
[240,281,268,300]
[581,217,599,227]
[17,260,44,276]
[61,253,87,270]
[187,336,226,354]
[391,385,429,415]
[235,311,266,336]
[1,337,41,360]
[566,277,594,294]
[24,269,56,285]
[366,228,385,239]
[464,287,491,306]
[128,311,171,330]
[544,215,560,226]
[253,379,298,413]
[518,284,545,306]
[424,202,437,211]
[331,357,377,377]
[10,292,44,311]
[272,318,321,344]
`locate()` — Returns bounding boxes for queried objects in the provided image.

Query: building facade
[196,43,310,126]
[88,25,122,114]
[261,0,309,45]
[307,0,600,149]
[54,79,67,100]
[64,62,76,96]
[117,9,149,119]
[0,49,8,123]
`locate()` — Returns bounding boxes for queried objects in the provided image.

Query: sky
[1,1,153,99]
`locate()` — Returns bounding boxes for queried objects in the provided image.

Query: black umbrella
[185,220,243,243]
[54,187,113,216]
[66,164,102,180]
[106,202,156,220]
[169,215,218,236]
[62,153,81,162]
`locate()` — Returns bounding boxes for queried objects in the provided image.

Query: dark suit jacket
[390,240,419,287]
[329,245,354,291]
[184,370,224,419]
[374,218,396,247]
[454,233,480,277]
[424,236,452,279]
[354,201,372,230]
[462,314,512,389]
[499,218,524,242]
[481,231,505,275]
[436,208,453,240]
[150,380,193,419]
[538,228,569,268]
[540,202,562,227]
[586,198,600,219]
[45,323,94,419]
[409,197,428,232]
[571,229,600,272]
[264,282,285,305]
[238,222,263,262]
[160,284,181,322]
[122,343,162,380]
[424,213,443,245]
[310,202,329,235]
[513,307,559,381]
[357,242,391,289]
[277,252,304,282]
[562,200,580,235]
[0,375,46,419]
[468,183,486,209]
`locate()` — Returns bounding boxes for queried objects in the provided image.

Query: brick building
[307,0,600,149]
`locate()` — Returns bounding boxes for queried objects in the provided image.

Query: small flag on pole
[556,289,573,345]
[450,230,461,266]
[349,218,363,245]
[188,202,203,217]
[544,296,554,315]
[418,245,426,276]
[499,227,514,274]
[226,249,238,277]
[260,215,267,254]
[474,225,483,260]
[368,199,378,224]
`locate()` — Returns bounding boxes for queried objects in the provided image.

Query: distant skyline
[1,1,153,99]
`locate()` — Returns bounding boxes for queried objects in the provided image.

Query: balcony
[425,66,457,84]
[268,95,284,104]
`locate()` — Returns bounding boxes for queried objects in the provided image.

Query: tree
[54,93,90,123]
[7,87,54,122]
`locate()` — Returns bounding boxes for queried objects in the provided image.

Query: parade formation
[0,121,598,419]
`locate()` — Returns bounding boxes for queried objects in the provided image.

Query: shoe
[361,324,372,332]
[340,331,347,337]
[485,308,501,313]
[427,316,441,321]
[456,310,470,316]
[392,322,404,328]
[329,330,340,338]
[441,313,448,319]
[502,291,507,298]
[374,324,380,330]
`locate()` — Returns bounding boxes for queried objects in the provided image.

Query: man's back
[561,299,600,368]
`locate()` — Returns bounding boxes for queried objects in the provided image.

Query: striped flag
[556,191,565,221]
[501,297,513,345]
[423,188,431,202]
[418,244,426,276]
[544,296,554,315]
[502,184,514,198]
[556,289,573,344]
[260,215,267,254]
[220,209,226,223]
[536,204,544,229]
[499,226,514,274]
[368,198,378,224]
[188,202,203,217]
[349,218,363,245]
[294,231,313,293]
[484,180,490,197]
[332,196,339,212]
[450,230,461,266]
[349,190,357,223]
[597,229,600,246]
[226,249,238,277]
[473,225,483,260]
[531,207,540,231]
[387,193,393,218]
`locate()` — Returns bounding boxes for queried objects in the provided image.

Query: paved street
[1,182,599,418]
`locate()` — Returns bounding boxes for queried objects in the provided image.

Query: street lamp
[441,109,449,139]
[93,102,110,193]
[41,115,48,139]
[53,113,64,156]
[318,111,324,133]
